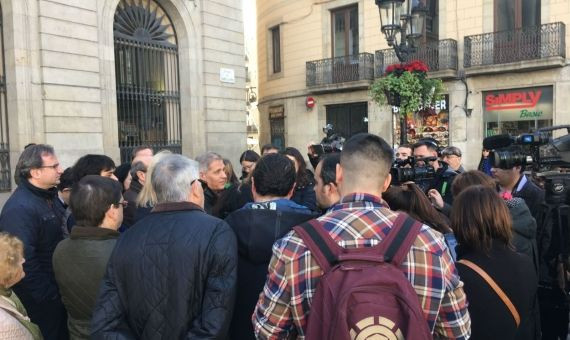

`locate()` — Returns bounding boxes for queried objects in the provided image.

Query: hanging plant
[370,60,444,116]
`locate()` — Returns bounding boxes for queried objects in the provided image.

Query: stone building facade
[256,0,570,170]
[0,0,246,198]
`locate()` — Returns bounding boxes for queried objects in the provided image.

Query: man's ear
[137,170,146,183]
[286,182,296,199]
[381,173,392,193]
[189,180,204,208]
[199,171,206,180]
[29,168,41,180]
[335,163,343,186]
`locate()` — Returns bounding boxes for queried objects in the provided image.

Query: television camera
[483,125,570,294]
[390,156,437,186]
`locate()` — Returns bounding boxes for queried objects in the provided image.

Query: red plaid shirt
[253,193,471,339]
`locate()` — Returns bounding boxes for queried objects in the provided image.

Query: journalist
[412,139,457,207]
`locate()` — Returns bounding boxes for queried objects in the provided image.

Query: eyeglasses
[39,163,60,170]
[113,201,128,208]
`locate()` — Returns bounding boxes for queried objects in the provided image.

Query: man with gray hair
[91,154,237,339]
[0,144,69,339]
[196,151,228,214]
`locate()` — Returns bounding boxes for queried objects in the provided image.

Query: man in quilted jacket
[91,154,237,339]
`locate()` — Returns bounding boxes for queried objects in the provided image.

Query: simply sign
[483,86,553,122]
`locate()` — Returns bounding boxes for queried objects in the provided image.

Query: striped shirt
[252,193,471,339]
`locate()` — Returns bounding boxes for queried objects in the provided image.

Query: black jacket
[91,202,237,339]
[513,176,545,224]
[204,186,219,215]
[457,242,538,340]
[0,178,69,340]
[507,198,539,274]
[225,208,317,340]
[123,180,143,227]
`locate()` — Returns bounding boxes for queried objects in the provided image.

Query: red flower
[385,60,429,75]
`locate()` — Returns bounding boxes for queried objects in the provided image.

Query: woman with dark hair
[452,185,537,340]
[239,150,260,181]
[477,149,493,176]
[282,147,317,212]
[72,154,117,183]
[384,183,457,259]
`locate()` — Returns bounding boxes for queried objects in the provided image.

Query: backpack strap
[458,259,520,327]
[294,219,344,273]
[377,212,423,266]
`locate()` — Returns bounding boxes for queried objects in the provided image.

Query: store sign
[483,86,553,122]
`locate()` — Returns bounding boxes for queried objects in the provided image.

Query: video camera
[483,125,570,172]
[485,126,570,294]
[310,124,345,156]
[390,156,437,186]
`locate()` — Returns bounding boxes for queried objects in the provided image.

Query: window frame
[330,5,359,58]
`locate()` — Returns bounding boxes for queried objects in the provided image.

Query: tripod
[536,173,570,340]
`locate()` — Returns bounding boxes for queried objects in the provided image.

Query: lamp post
[375,0,428,145]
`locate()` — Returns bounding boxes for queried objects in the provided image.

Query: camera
[390,156,437,186]
[310,124,345,155]
[484,126,570,171]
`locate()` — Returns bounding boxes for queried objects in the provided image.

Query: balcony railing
[375,39,458,77]
[464,22,565,68]
[306,53,374,87]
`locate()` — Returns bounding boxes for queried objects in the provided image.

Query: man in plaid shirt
[253,133,471,339]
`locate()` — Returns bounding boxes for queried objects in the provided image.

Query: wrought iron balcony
[375,39,458,77]
[306,53,374,88]
[464,22,565,68]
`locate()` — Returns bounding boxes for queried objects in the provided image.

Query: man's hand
[428,189,444,209]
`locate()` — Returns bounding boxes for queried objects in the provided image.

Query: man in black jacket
[91,154,237,339]
[196,151,228,214]
[413,139,457,205]
[0,144,69,340]
[225,153,317,340]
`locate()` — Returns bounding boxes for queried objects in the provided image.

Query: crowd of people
[0,133,561,340]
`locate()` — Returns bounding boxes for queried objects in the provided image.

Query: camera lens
[490,149,528,169]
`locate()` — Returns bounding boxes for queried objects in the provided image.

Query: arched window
[0,4,10,191]
[114,0,182,162]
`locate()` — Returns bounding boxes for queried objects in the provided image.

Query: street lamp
[376,0,428,62]
[376,0,428,145]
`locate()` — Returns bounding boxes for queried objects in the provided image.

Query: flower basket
[385,90,401,107]
[369,60,444,116]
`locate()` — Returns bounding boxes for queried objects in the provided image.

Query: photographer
[412,139,457,208]
[491,145,545,222]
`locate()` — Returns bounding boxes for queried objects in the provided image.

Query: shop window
[483,86,553,137]
[392,96,450,147]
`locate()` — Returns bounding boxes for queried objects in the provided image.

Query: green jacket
[52,226,119,340]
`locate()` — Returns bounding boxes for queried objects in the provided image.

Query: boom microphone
[483,134,514,150]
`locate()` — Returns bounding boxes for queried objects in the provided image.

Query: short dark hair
[130,161,147,182]
[451,185,512,253]
[16,144,55,179]
[451,170,496,197]
[282,147,311,187]
[239,150,261,163]
[57,167,74,191]
[319,153,340,185]
[413,138,439,152]
[70,175,122,227]
[399,144,413,151]
[114,163,131,185]
[252,153,296,197]
[261,144,279,154]
[72,155,116,183]
[340,133,393,183]
[131,145,153,160]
